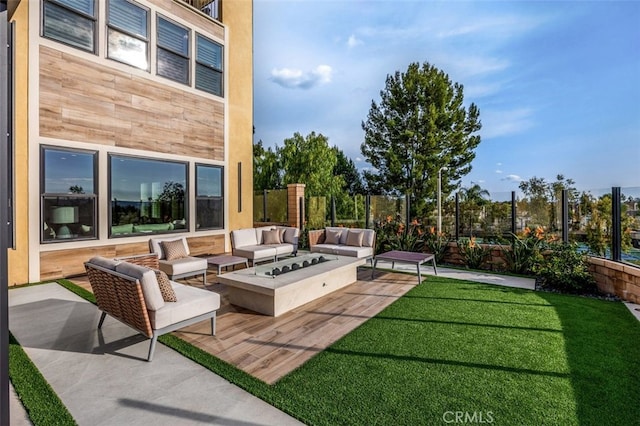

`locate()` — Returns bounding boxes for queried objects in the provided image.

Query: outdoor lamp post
[437,166,448,234]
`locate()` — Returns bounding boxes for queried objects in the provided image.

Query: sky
[252,0,640,199]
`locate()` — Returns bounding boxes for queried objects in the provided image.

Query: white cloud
[495,169,503,174]
[347,34,363,48]
[270,65,333,89]
[355,157,363,162]
[481,108,535,139]
[501,174,522,182]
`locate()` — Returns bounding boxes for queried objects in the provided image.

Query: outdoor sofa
[230,225,299,265]
[308,227,376,261]
[148,236,208,285]
[84,253,220,361]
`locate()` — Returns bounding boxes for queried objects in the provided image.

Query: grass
[9,332,76,425]
[10,276,640,425]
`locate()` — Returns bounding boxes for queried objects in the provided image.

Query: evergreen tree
[361,61,481,216]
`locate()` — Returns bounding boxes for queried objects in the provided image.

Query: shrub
[500,226,546,275]
[423,227,449,264]
[456,237,491,270]
[374,216,424,253]
[534,242,596,293]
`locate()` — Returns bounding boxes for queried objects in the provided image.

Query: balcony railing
[179,0,220,20]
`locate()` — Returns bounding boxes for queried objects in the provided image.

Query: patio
[8,261,640,425]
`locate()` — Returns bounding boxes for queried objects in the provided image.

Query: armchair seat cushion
[148,282,220,330]
[233,245,277,262]
[158,256,207,278]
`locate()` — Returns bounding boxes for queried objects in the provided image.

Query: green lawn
[13,277,640,425]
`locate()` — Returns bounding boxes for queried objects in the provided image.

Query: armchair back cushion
[115,262,165,311]
[230,228,259,248]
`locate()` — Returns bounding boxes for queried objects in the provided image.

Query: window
[196,164,224,230]
[196,34,223,96]
[107,0,149,70]
[42,0,97,53]
[41,147,97,243]
[157,16,190,85]
[110,155,188,237]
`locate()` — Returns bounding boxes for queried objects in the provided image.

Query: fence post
[365,194,370,229]
[330,195,336,226]
[612,187,622,262]
[511,191,516,237]
[455,192,460,240]
[405,193,411,226]
[262,189,267,222]
[562,189,569,243]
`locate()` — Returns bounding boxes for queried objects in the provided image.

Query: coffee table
[207,254,249,275]
[372,250,437,284]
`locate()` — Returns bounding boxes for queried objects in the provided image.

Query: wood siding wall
[40,234,225,280]
[39,46,224,161]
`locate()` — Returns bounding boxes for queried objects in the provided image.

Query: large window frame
[42,0,97,53]
[106,0,150,71]
[156,15,191,85]
[41,146,98,244]
[109,154,189,238]
[195,164,224,230]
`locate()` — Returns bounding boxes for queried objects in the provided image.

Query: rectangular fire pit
[217,254,366,316]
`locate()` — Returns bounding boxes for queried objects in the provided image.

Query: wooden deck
[71,267,417,384]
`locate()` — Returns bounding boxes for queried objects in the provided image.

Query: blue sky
[253,0,640,198]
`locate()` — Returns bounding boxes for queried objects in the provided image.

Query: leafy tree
[360,61,481,216]
[278,131,344,197]
[586,193,634,256]
[69,185,84,194]
[458,183,490,237]
[253,140,281,191]
[333,147,364,195]
[519,174,578,231]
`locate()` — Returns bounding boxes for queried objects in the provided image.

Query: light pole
[437,166,448,234]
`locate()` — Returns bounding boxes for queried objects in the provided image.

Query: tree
[360,61,481,216]
[459,183,490,237]
[519,174,578,230]
[333,147,364,196]
[278,131,344,197]
[253,140,281,191]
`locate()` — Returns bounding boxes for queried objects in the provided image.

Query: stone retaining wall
[588,257,640,304]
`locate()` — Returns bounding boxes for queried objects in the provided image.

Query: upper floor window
[41,146,98,243]
[157,16,190,85]
[196,34,223,96]
[107,0,149,70]
[110,155,188,237]
[42,0,97,53]
[196,164,223,230]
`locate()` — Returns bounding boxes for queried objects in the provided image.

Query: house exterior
[5,0,254,285]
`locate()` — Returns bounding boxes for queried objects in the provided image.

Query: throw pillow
[325,229,342,245]
[263,229,282,245]
[346,230,364,247]
[162,239,187,260]
[154,270,177,302]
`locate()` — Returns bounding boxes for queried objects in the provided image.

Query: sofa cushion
[148,283,220,330]
[326,227,349,245]
[159,256,207,277]
[162,239,188,260]
[346,230,364,247]
[325,229,343,245]
[278,227,299,244]
[335,245,374,258]
[273,244,295,257]
[362,229,376,248]
[149,237,190,260]
[231,228,259,248]
[154,270,177,302]
[262,229,282,245]
[88,256,121,270]
[233,245,277,261]
[115,262,165,311]
[310,244,339,255]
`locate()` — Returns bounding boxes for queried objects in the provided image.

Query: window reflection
[196,164,223,230]
[41,147,97,243]
[110,155,187,236]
